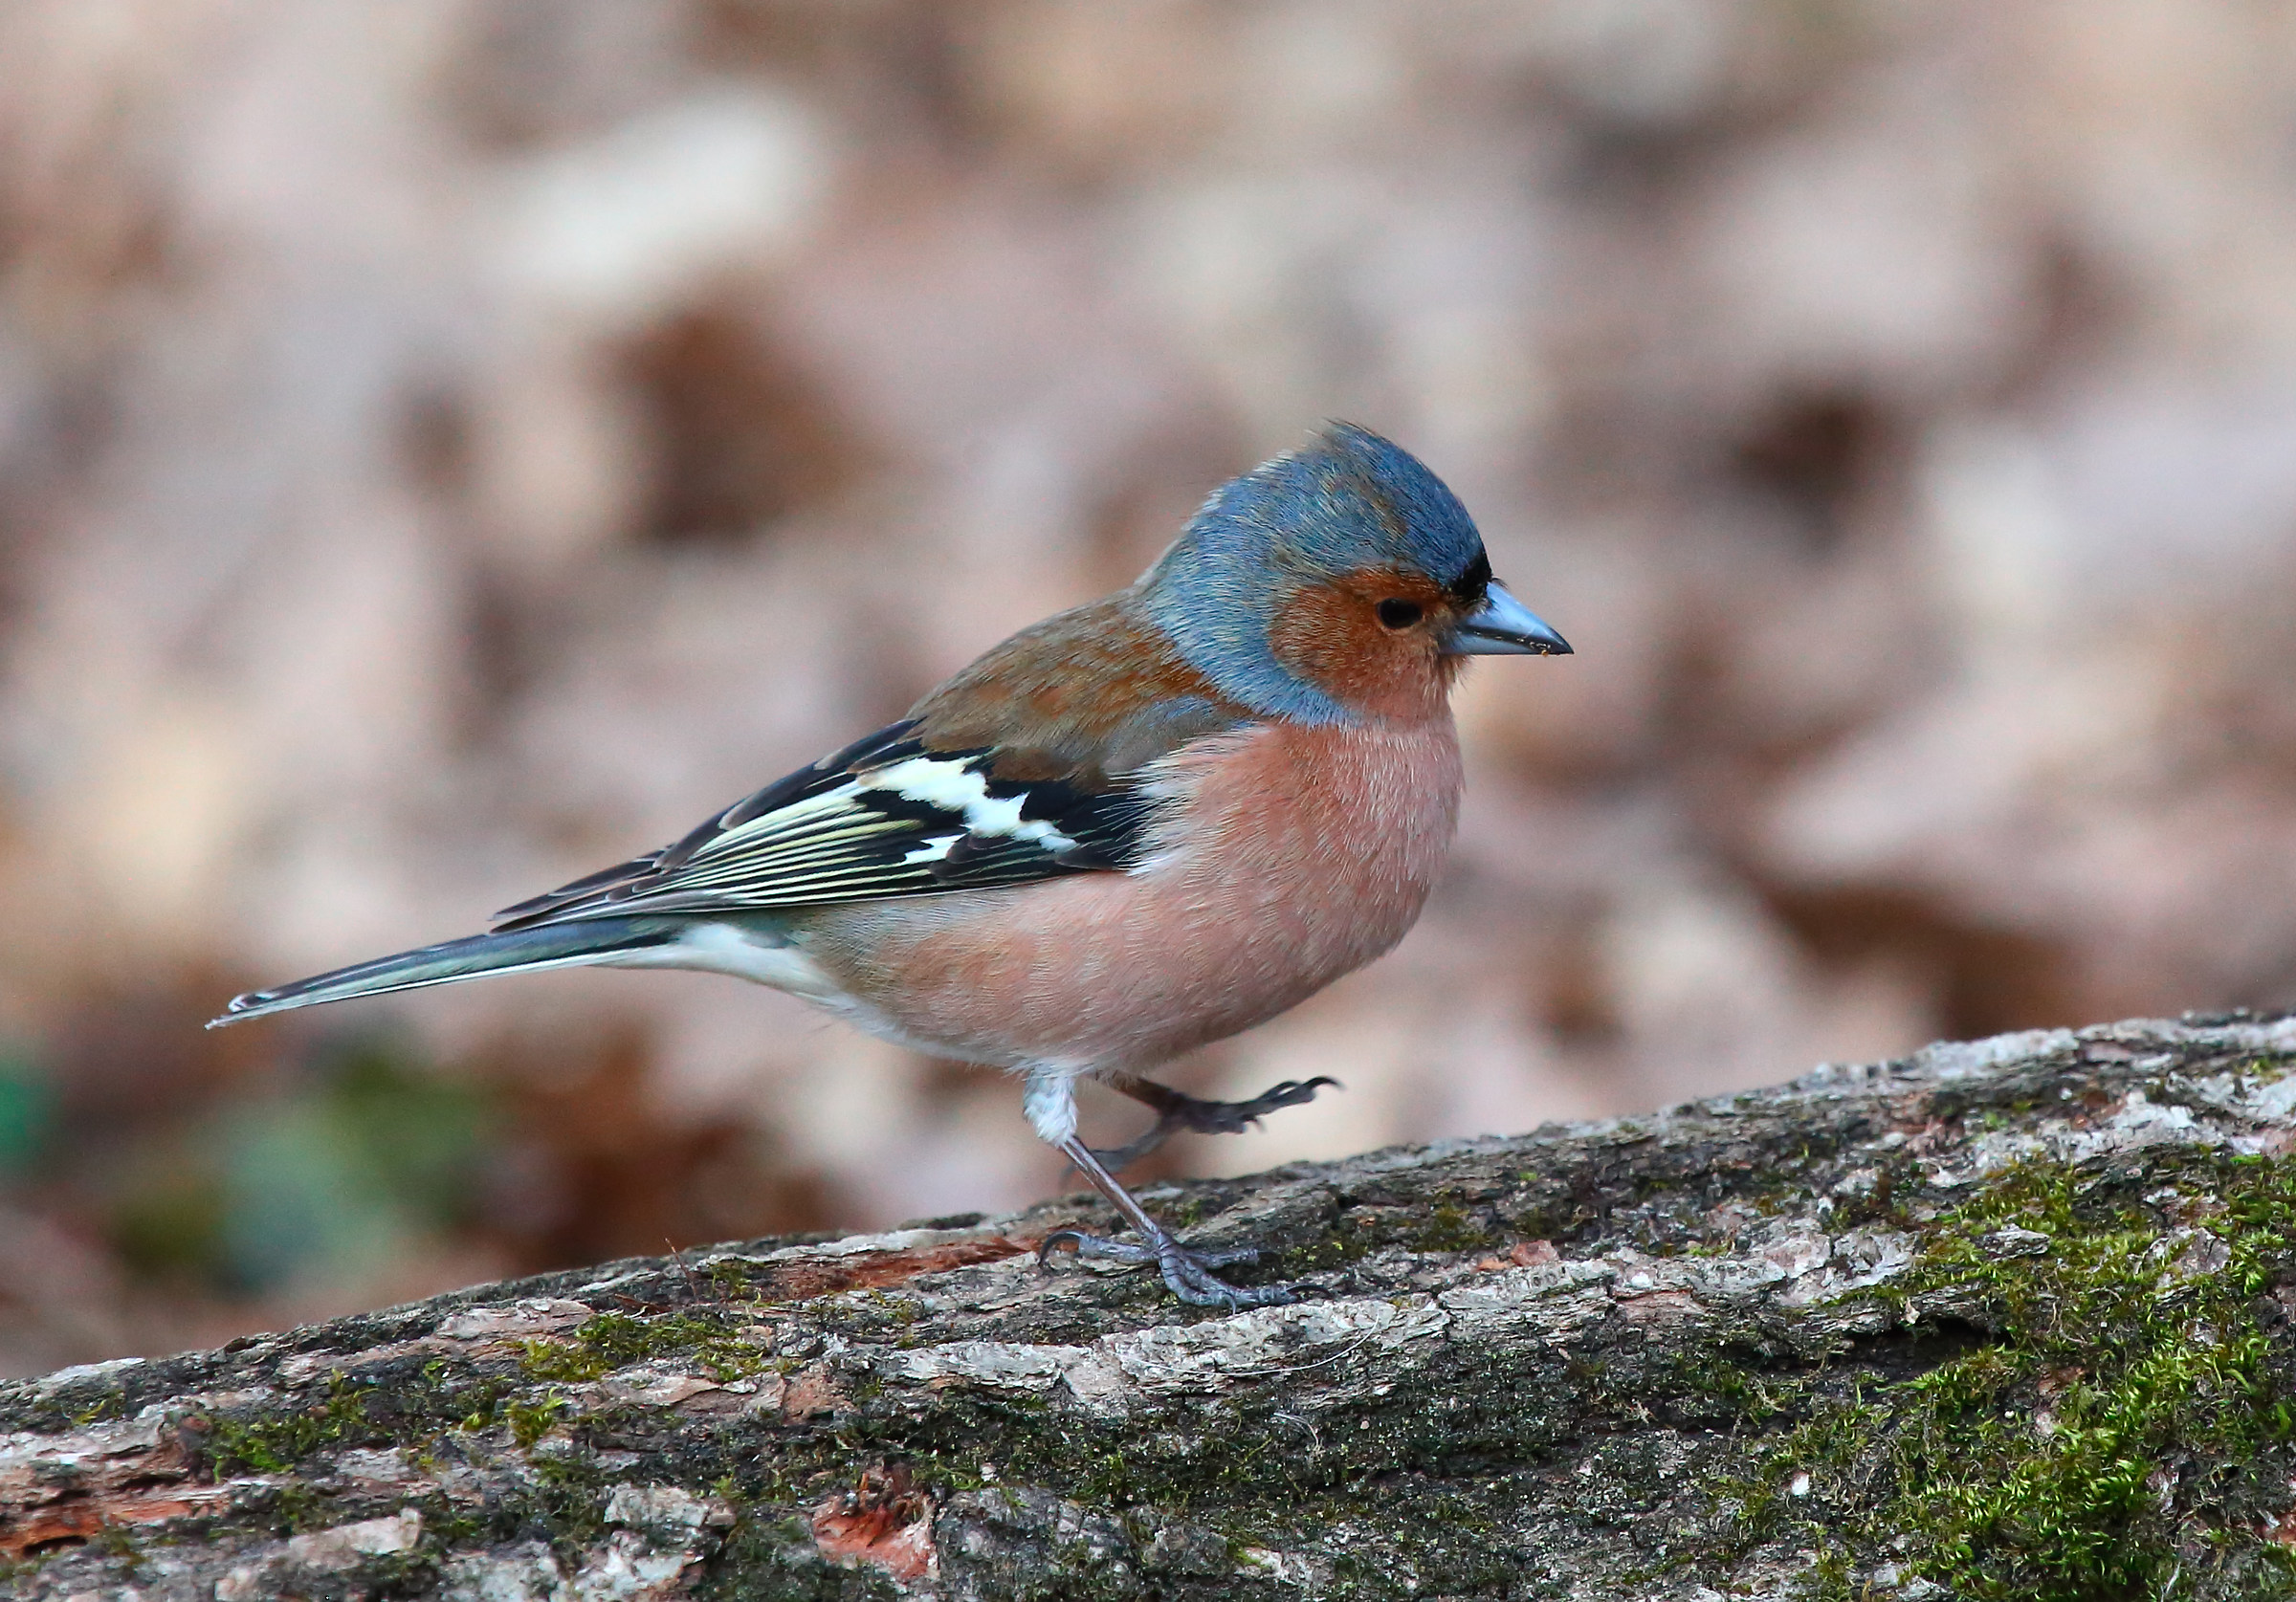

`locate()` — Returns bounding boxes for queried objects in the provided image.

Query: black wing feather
[493,719,1164,930]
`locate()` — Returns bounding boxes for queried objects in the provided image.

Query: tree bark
[7,1014,2296,1600]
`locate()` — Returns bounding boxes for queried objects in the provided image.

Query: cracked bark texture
[9,1015,2296,1601]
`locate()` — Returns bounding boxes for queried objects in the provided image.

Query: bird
[211,422,1569,1307]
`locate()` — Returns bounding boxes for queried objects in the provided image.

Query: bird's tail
[207,918,677,1028]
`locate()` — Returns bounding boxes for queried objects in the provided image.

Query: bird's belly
[793,718,1464,1072]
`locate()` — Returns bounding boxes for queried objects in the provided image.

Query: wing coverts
[494,721,1159,928]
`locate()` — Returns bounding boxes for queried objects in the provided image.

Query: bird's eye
[1376,598,1424,630]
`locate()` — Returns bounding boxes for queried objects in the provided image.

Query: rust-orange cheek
[1266,571,1456,722]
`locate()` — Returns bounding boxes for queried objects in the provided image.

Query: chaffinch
[213,423,1569,1306]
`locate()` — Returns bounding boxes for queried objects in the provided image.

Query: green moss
[516,1337,610,1387]
[1166,1194,1209,1229]
[1282,1195,1504,1273]
[263,1480,331,1535]
[1282,1210,1385,1271]
[517,1453,618,1565]
[67,1391,125,1427]
[1411,1200,1499,1255]
[1649,1344,1800,1427]
[702,1259,764,1299]
[208,1374,380,1476]
[504,1394,575,1447]
[571,1309,769,1382]
[86,1522,145,1573]
[1711,1153,2296,1599]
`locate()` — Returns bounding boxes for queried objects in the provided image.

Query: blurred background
[4,0,2296,1374]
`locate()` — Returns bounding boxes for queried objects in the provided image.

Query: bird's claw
[1038,1230,1294,1307]
[1181,1075,1341,1136]
[1090,1076,1343,1170]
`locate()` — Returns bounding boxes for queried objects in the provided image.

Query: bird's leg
[1025,1068,1294,1307]
[1089,1072,1342,1171]
[1039,1135,1297,1308]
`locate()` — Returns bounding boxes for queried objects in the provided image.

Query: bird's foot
[1170,1075,1340,1136]
[1039,1229,1297,1308]
[1091,1076,1341,1170]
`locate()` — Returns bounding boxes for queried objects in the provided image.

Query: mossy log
[9,1016,2296,1600]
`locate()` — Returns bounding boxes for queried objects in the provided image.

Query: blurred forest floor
[4,0,2296,1373]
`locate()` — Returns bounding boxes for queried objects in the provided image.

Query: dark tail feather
[208,918,676,1028]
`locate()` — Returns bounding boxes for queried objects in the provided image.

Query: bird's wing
[491,720,1165,928]
[497,595,1255,929]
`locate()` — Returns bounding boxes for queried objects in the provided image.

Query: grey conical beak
[1446,580,1571,656]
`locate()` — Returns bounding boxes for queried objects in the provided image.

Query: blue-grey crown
[1137,423,1487,723]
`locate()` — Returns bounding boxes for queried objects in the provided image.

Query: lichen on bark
[6,1015,2296,1599]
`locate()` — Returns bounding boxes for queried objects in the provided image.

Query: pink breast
[806,718,1464,1072]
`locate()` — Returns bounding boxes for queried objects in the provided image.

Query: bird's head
[1137,422,1569,723]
